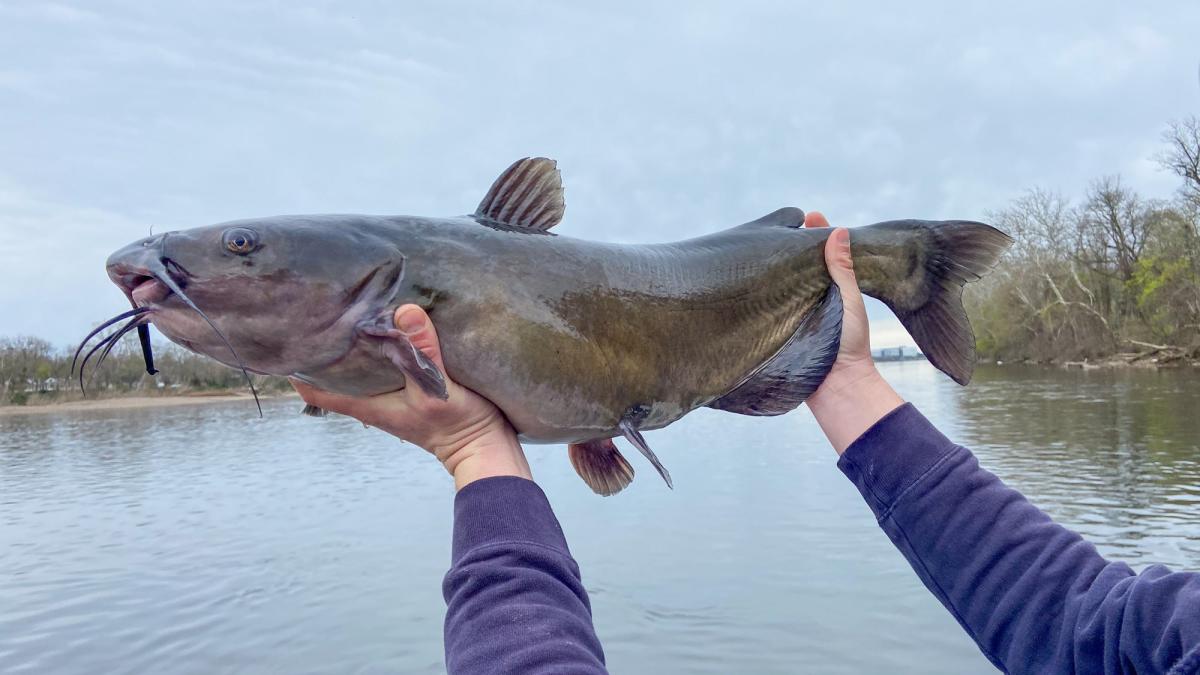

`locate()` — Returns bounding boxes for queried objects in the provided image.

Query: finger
[289,378,320,404]
[394,304,446,371]
[804,211,831,229]
[289,377,385,419]
[289,378,347,412]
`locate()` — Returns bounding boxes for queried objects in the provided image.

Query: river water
[1,362,1198,673]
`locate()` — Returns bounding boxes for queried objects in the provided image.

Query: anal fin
[708,284,843,416]
[568,439,635,496]
[300,404,327,417]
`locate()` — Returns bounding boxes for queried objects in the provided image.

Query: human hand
[290,305,532,490]
[802,212,905,454]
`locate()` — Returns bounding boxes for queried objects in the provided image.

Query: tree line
[4,118,1199,405]
[0,335,286,406]
[966,117,1200,364]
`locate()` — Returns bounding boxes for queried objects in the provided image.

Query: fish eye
[222,228,258,255]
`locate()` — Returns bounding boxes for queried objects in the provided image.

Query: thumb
[394,304,446,371]
[824,228,858,289]
[824,228,870,330]
[804,211,831,229]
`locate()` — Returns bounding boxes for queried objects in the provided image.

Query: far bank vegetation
[0,337,286,407]
[966,116,1200,367]
[4,118,1200,406]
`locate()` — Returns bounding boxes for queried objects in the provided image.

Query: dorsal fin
[474,157,565,231]
[741,207,806,229]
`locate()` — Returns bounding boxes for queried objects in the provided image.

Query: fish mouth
[95,256,263,416]
[108,262,186,307]
[130,276,171,305]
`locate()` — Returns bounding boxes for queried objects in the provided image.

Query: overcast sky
[2,0,1198,349]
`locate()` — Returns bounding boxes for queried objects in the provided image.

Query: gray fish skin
[102,156,1011,493]
[400,211,834,442]
[104,208,1007,444]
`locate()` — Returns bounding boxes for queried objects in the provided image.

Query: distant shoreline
[873,351,1199,370]
[4,354,1195,418]
[989,356,1200,370]
[0,391,299,416]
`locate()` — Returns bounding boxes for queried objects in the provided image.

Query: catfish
[85,158,1011,495]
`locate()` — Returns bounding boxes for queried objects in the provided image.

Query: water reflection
[1,364,1197,673]
[950,365,1200,567]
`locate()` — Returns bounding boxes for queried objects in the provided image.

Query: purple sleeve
[442,476,607,674]
[839,403,1200,675]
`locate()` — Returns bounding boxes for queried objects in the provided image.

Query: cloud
[953,24,1172,98]
[1053,26,1169,89]
[0,2,102,24]
[0,178,144,345]
[1,0,1198,348]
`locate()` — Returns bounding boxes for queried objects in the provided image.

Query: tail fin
[850,220,1012,385]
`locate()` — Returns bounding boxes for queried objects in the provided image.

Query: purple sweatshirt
[442,404,1200,674]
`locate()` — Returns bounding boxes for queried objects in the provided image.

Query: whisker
[77,316,143,395]
[151,267,262,417]
[92,316,147,379]
[137,324,158,375]
[72,306,152,375]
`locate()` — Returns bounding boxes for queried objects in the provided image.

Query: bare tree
[1077,176,1155,285]
[1160,116,1200,209]
[0,336,56,401]
[968,189,1116,360]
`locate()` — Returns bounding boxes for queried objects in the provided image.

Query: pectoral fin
[357,319,449,400]
[708,284,842,416]
[569,439,635,496]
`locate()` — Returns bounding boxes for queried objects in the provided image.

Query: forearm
[442,477,606,674]
[836,403,1200,674]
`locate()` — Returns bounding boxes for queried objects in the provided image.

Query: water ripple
[2,365,1199,673]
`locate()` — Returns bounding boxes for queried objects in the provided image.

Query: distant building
[872,346,926,362]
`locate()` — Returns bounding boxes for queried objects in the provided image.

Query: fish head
[105,216,405,374]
